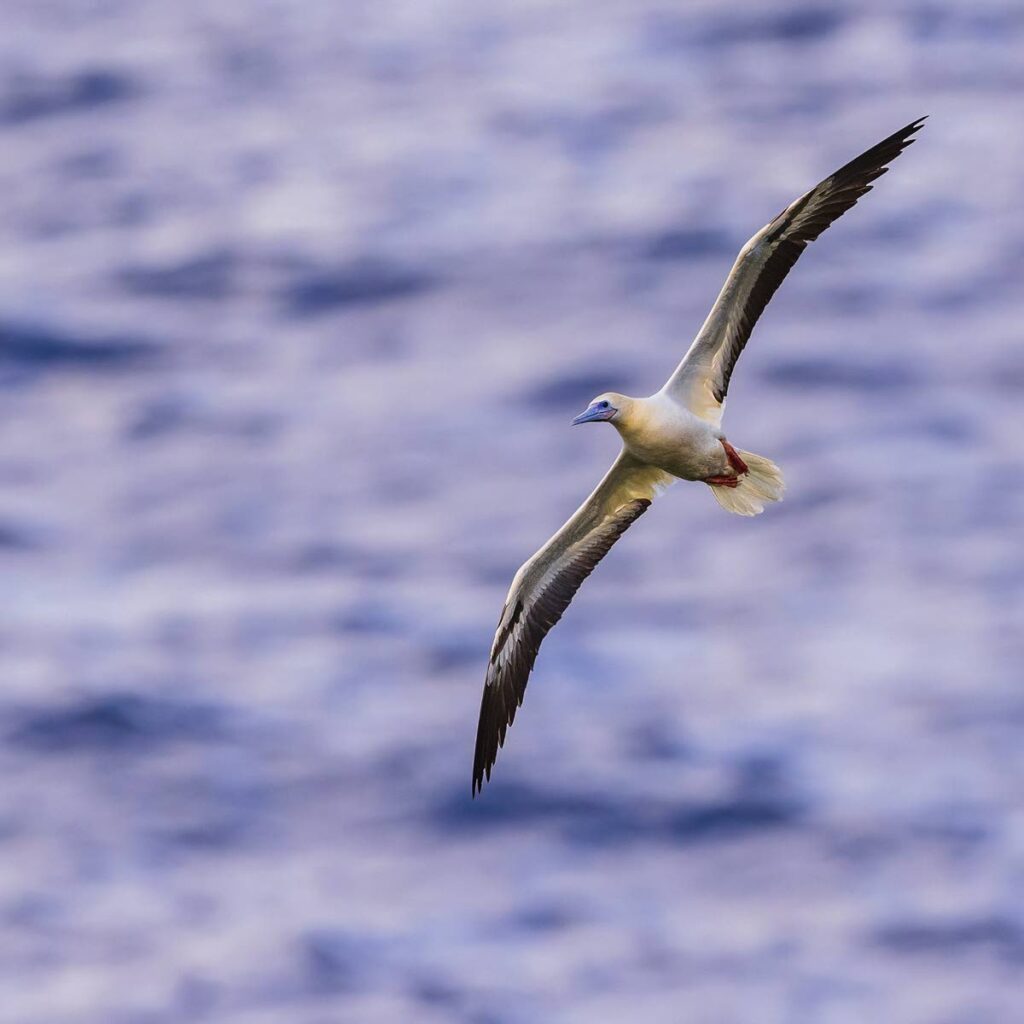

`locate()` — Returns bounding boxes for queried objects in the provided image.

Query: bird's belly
[625,426,728,481]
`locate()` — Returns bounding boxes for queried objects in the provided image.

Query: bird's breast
[621,412,726,481]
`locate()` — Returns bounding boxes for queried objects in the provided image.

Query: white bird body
[610,390,729,481]
[473,117,927,795]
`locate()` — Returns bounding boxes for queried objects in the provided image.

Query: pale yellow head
[570,392,636,427]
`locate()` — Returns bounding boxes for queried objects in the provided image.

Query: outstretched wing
[473,452,673,795]
[664,117,926,425]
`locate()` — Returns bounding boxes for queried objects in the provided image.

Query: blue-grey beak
[571,402,617,425]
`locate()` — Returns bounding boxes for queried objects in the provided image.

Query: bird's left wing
[663,117,926,426]
[473,451,673,795]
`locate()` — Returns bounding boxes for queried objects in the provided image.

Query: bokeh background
[1,1,1022,1022]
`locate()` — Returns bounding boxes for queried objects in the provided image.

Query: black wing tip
[471,733,489,799]
[845,115,929,174]
[472,676,507,797]
[471,749,495,797]
[471,758,484,797]
[790,115,928,240]
[884,115,929,142]
[890,114,929,149]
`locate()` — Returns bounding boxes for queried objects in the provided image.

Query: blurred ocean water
[1,2,1022,1022]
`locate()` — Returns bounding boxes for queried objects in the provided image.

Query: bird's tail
[709,450,785,517]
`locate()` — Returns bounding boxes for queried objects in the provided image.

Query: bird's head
[571,392,628,426]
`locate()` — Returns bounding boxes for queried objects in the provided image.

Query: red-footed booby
[473,117,926,795]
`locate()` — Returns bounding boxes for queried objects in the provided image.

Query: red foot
[705,475,740,488]
[721,440,749,475]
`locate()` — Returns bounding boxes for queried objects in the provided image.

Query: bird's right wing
[663,117,926,426]
[473,451,674,795]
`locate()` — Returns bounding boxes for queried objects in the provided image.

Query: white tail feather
[709,450,785,517]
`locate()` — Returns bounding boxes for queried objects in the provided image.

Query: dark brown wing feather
[472,497,652,796]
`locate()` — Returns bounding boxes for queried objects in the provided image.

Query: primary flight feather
[473,117,926,795]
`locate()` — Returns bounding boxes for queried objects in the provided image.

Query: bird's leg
[705,440,747,487]
[721,440,748,475]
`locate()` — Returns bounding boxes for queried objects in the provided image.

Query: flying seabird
[473,117,926,795]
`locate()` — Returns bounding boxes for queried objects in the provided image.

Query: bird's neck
[612,394,656,440]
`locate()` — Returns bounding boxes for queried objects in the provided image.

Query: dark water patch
[274,540,410,583]
[762,357,919,392]
[825,828,902,865]
[472,559,524,588]
[330,602,406,635]
[709,7,844,44]
[117,250,237,301]
[908,803,993,851]
[9,693,226,753]
[409,974,463,1009]
[664,796,799,842]
[288,541,357,574]
[281,259,437,316]
[217,44,284,93]
[110,190,153,228]
[125,392,278,442]
[153,616,202,657]
[646,8,843,54]
[641,228,735,262]
[774,483,853,516]
[301,929,367,995]
[990,356,1024,392]
[525,370,636,412]
[909,4,1024,41]
[926,285,984,312]
[174,975,220,1018]
[872,916,1024,959]
[814,284,890,315]
[54,145,121,180]
[510,901,580,934]
[311,325,409,370]
[434,780,803,847]
[465,1010,514,1024]
[373,469,440,504]
[159,815,256,852]
[337,546,410,581]
[612,598,700,631]
[438,783,641,832]
[798,539,858,578]
[491,103,664,160]
[622,719,694,763]
[4,893,62,929]
[425,635,481,673]
[0,319,158,372]
[1,68,137,125]
[741,89,841,120]
[911,414,977,444]
[125,393,198,440]
[147,761,278,854]
[234,148,279,187]
[861,201,967,244]
[0,520,42,550]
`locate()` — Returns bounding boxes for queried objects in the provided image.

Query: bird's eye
[598,401,609,409]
